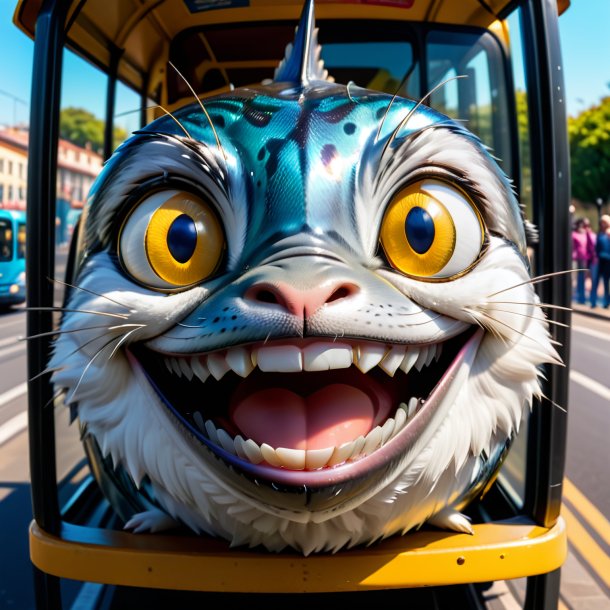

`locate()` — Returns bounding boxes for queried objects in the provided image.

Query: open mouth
[129,327,481,495]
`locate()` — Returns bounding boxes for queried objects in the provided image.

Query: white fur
[50,232,558,554]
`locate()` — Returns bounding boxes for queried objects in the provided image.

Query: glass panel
[494,7,531,510]
[427,29,511,175]
[56,49,107,496]
[0,218,12,261]
[115,81,142,149]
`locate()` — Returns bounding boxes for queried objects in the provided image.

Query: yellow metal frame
[30,517,566,592]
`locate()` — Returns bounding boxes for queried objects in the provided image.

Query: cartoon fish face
[50,1,559,554]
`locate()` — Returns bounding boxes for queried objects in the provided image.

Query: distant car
[0,209,26,308]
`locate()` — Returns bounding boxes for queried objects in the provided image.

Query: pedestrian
[571,217,589,304]
[583,217,597,298]
[591,214,610,309]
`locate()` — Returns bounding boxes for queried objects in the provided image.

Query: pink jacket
[572,230,596,264]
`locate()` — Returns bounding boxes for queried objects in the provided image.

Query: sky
[0,0,608,134]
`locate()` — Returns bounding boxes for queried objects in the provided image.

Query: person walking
[591,214,610,309]
[572,217,589,304]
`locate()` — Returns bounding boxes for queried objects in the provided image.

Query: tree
[59,107,127,153]
[568,97,610,205]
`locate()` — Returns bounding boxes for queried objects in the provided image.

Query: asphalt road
[0,279,608,609]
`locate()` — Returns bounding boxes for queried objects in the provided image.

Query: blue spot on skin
[405,207,435,254]
[167,214,197,263]
[344,122,356,135]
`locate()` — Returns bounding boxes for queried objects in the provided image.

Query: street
[0,291,608,608]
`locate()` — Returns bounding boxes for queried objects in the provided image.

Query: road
[0,292,608,608]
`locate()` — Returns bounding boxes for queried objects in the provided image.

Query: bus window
[427,29,511,175]
[17,222,26,259]
[0,218,13,261]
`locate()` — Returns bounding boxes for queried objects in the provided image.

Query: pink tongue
[230,384,375,450]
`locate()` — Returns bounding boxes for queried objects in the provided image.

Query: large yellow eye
[119,190,224,289]
[380,179,485,280]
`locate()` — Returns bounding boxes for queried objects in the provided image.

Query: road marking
[0,341,26,360]
[0,411,27,446]
[0,382,27,407]
[572,325,609,342]
[0,384,28,445]
[563,478,610,547]
[569,370,610,401]
[562,504,610,588]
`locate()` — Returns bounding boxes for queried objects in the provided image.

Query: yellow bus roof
[13,0,570,111]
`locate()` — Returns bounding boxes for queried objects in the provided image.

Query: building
[0,128,28,210]
[0,127,103,243]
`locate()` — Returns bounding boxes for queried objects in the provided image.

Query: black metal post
[103,46,122,161]
[26,0,72,535]
[521,0,571,528]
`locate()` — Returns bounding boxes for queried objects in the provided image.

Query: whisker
[24,306,129,320]
[67,335,125,403]
[475,309,563,354]
[50,277,132,311]
[486,269,580,298]
[346,81,358,103]
[19,323,142,342]
[43,387,65,410]
[154,104,192,139]
[383,74,467,153]
[108,326,145,360]
[487,300,573,313]
[168,60,226,160]
[483,307,570,328]
[375,60,418,143]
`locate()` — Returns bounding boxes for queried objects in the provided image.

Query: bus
[0,209,26,308]
[14,0,571,608]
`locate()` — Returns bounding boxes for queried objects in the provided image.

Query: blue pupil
[405,207,435,254]
[167,214,197,263]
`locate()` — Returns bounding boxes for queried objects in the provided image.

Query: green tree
[59,107,127,153]
[568,97,610,205]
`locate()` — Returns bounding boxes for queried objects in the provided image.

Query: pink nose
[244,280,359,318]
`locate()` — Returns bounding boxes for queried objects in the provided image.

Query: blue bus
[0,209,26,308]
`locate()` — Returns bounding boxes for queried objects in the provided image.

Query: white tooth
[257,345,303,372]
[350,435,366,459]
[425,344,437,367]
[191,357,210,383]
[414,346,429,371]
[394,404,407,432]
[399,346,419,374]
[193,411,205,432]
[234,435,248,460]
[204,419,219,444]
[260,443,282,467]
[355,344,386,373]
[208,353,230,380]
[305,447,334,470]
[435,342,443,361]
[379,345,406,376]
[170,357,182,377]
[363,426,382,455]
[407,397,418,418]
[164,358,173,373]
[217,428,236,454]
[381,417,395,444]
[178,358,194,380]
[225,347,255,377]
[242,439,263,464]
[276,447,306,470]
[328,439,356,466]
[303,343,352,371]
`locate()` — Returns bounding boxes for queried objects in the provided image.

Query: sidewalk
[572,302,610,322]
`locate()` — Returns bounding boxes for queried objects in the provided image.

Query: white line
[0,411,27,445]
[570,370,610,401]
[0,382,27,407]
[0,335,19,349]
[0,342,26,359]
[572,325,609,342]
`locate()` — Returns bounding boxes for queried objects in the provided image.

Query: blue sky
[0,0,608,134]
